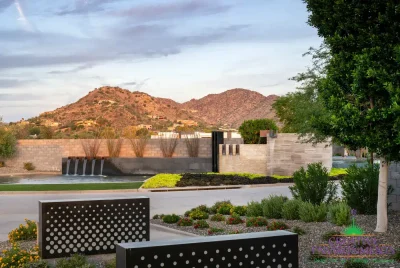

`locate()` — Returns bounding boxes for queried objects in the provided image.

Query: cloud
[0,93,45,101]
[113,0,231,22]
[48,64,94,74]
[0,78,33,88]
[0,0,13,13]
[56,0,118,15]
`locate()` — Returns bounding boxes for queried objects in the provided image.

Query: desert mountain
[36,87,279,130]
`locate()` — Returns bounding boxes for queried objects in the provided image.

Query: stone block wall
[219,133,332,176]
[388,163,400,211]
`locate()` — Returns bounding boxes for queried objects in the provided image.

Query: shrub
[210,200,232,214]
[327,202,351,226]
[261,195,288,219]
[81,139,101,158]
[226,214,243,225]
[162,214,181,224]
[191,205,210,213]
[106,139,123,157]
[217,204,234,215]
[282,199,302,220]
[208,228,224,235]
[159,134,178,157]
[343,259,370,268]
[267,221,289,231]
[230,206,247,216]
[55,254,95,268]
[142,174,182,188]
[228,230,243,234]
[152,214,164,220]
[193,220,209,229]
[341,164,393,214]
[246,217,268,227]
[129,137,148,158]
[177,217,193,226]
[0,128,17,159]
[321,230,342,241]
[210,214,225,222]
[104,258,116,268]
[299,202,328,222]
[189,209,209,220]
[289,162,337,205]
[292,226,306,235]
[8,219,37,242]
[246,201,263,217]
[185,135,200,157]
[391,249,400,262]
[23,162,35,171]
[22,260,50,268]
[238,119,278,144]
[0,244,40,268]
[308,252,327,261]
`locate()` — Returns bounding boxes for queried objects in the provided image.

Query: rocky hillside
[36,86,278,130]
[182,88,279,128]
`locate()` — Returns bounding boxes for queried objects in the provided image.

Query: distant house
[177,119,198,126]
[137,124,153,130]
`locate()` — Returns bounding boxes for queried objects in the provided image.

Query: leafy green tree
[29,126,40,136]
[273,45,332,144]
[0,128,17,159]
[304,0,400,232]
[238,119,277,144]
[136,128,150,138]
[39,126,54,139]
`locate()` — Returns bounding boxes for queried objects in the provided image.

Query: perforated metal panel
[117,231,298,268]
[39,197,150,259]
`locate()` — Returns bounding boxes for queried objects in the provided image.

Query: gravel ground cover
[152,212,400,268]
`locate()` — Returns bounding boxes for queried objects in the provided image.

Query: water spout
[66,158,71,175]
[74,158,79,176]
[82,158,87,176]
[91,159,96,176]
[100,157,105,176]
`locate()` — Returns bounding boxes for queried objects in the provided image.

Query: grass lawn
[0,182,143,191]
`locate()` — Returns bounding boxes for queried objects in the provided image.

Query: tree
[238,119,278,144]
[273,45,332,144]
[0,127,17,160]
[304,0,400,232]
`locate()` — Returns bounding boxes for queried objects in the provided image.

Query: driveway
[0,186,291,241]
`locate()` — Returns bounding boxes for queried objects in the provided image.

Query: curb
[150,223,199,237]
[0,189,140,195]
[0,172,61,177]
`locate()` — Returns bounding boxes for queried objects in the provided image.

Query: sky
[0,0,321,122]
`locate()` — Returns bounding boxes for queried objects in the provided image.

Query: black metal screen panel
[39,197,150,259]
[212,131,224,172]
[117,231,298,268]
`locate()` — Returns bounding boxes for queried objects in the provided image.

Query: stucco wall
[219,133,332,176]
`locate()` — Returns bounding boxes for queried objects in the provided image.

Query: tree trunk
[375,158,388,232]
[370,152,374,165]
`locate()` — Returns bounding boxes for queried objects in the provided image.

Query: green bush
[267,221,289,231]
[208,228,224,235]
[104,258,116,268]
[246,201,263,217]
[1,243,40,268]
[292,226,306,235]
[193,220,209,229]
[189,209,209,220]
[230,206,247,216]
[210,214,225,221]
[22,260,50,268]
[321,230,342,241]
[0,128,17,159]
[226,214,244,225]
[341,164,393,214]
[55,254,95,268]
[142,174,182,188]
[246,217,268,227]
[299,202,327,222]
[228,229,243,234]
[162,214,181,224]
[192,205,210,213]
[23,162,35,171]
[327,202,351,226]
[210,200,232,214]
[8,219,37,242]
[282,199,302,220]
[177,217,193,226]
[391,249,400,262]
[261,195,288,219]
[308,252,327,261]
[238,119,278,144]
[289,162,337,205]
[343,259,370,268]
[152,214,164,220]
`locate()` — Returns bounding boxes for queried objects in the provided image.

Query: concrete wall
[388,163,400,211]
[5,139,212,172]
[219,144,268,175]
[219,133,332,176]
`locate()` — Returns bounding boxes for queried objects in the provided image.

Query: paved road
[0,186,291,241]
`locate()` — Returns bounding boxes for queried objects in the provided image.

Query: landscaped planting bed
[151,201,400,268]
[142,169,347,188]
